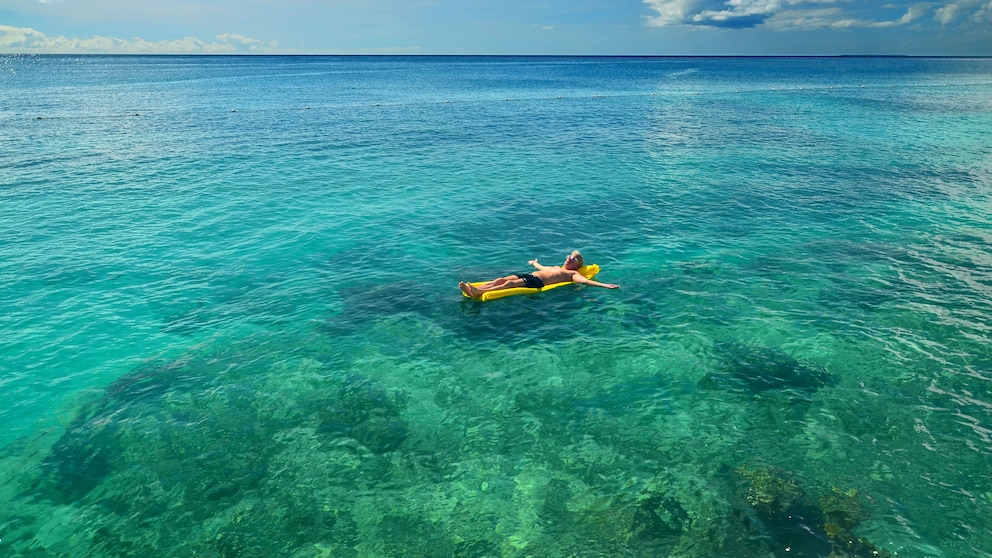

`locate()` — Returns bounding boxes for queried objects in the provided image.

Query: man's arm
[527,259,554,271]
[571,272,619,289]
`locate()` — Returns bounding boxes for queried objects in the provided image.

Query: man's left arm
[528,259,553,271]
[572,272,620,289]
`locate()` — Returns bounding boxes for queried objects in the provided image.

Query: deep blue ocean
[1,55,991,557]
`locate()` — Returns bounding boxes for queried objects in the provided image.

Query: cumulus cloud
[934,0,992,24]
[0,25,277,54]
[643,0,978,29]
[643,0,783,28]
[216,33,268,47]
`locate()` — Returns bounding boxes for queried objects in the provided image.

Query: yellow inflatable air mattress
[462,264,601,301]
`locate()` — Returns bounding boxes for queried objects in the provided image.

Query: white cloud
[0,25,278,54]
[976,1,992,23]
[896,5,928,24]
[643,0,968,29]
[756,4,927,30]
[643,0,695,26]
[644,0,794,28]
[762,6,838,29]
[216,33,267,47]
[934,0,991,24]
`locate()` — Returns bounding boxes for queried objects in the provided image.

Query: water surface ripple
[1,55,990,557]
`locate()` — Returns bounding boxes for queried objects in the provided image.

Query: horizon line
[4,53,991,59]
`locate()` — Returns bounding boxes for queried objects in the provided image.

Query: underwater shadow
[700,341,835,395]
[321,276,611,346]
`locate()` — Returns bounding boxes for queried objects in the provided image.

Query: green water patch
[315,374,409,454]
[1,320,968,557]
[3,333,413,556]
[31,352,219,505]
[3,253,988,557]
[155,267,338,337]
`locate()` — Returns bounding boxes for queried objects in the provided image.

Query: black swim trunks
[517,273,545,289]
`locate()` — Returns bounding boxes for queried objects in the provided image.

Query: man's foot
[459,281,481,298]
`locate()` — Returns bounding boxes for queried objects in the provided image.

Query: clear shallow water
[1,55,991,557]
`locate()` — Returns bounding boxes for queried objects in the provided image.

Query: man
[459,250,620,297]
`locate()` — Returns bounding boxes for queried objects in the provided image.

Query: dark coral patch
[317,374,409,453]
[731,464,892,558]
[702,341,834,394]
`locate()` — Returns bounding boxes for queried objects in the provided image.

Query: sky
[0,0,989,56]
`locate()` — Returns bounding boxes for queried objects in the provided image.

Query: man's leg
[460,276,526,297]
[475,275,518,290]
[474,277,525,293]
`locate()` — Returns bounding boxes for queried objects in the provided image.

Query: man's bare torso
[531,267,578,285]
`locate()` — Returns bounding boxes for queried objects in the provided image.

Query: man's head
[564,250,584,270]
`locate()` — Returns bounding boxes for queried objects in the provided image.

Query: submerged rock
[570,484,691,554]
[317,374,408,453]
[631,492,692,542]
[734,464,833,557]
[702,341,834,394]
[732,464,892,558]
[34,357,207,504]
[819,486,873,548]
[37,404,123,504]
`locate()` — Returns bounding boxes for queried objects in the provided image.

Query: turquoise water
[1,55,991,557]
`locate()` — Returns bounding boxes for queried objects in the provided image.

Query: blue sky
[1,0,989,55]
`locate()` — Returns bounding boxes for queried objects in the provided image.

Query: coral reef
[317,374,409,454]
[34,355,216,504]
[0,330,916,558]
[732,464,892,558]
